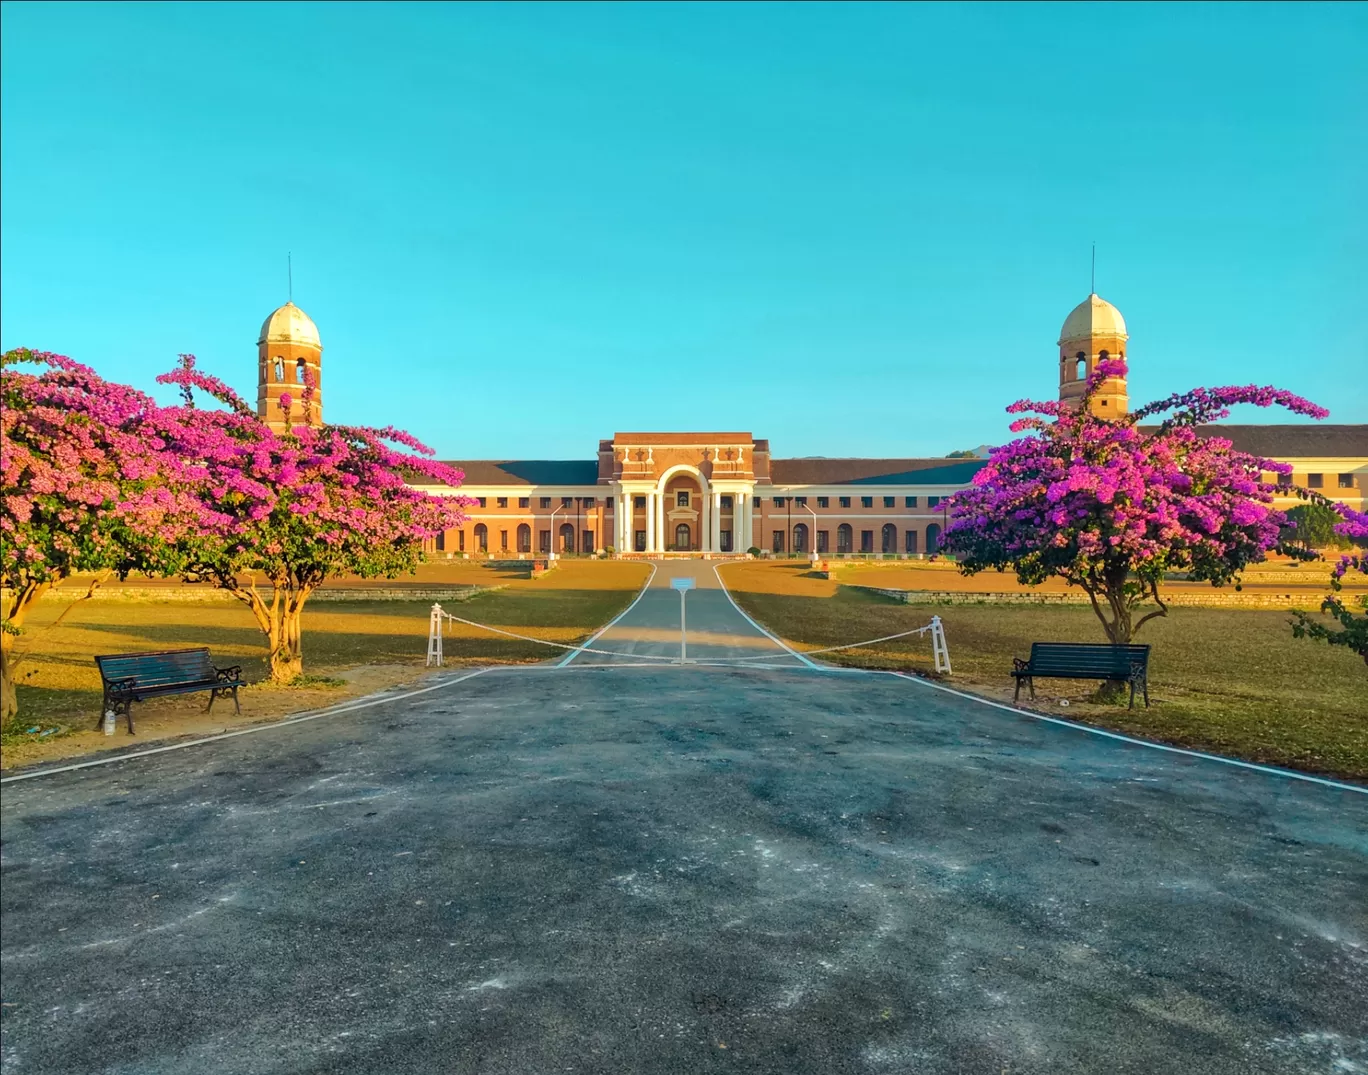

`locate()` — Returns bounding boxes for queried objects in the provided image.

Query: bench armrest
[215,665,243,683]
[1012,657,1030,672]
[104,676,138,696]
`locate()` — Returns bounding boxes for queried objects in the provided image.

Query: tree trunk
[0,629,18,722]
[1,579,54,721]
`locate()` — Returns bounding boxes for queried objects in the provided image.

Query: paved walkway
[2,567,1365,1074]
[564,560,810,667]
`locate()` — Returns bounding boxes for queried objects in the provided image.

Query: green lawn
[721,562,1368,782]
[3,560,650,758]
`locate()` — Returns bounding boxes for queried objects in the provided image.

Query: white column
[645,493,655,552]
[711,492,721,552]
[656,492,666,552]
[738,494,749,551]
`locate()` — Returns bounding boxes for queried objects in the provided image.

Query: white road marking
[883,671,1367,796]
[558,564,658,667]
[0,668,493,785]
[712,563,818,669]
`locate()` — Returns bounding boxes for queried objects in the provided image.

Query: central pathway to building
[564,559,811,667]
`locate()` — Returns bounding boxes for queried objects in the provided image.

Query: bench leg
[206,688,216,714]
[1028,677,1035,701]
[1128,679,1136,710]
[1014,678,1022,702]
[125,701,135,735]
[232,685,241,715]
[1142,678,1150,709]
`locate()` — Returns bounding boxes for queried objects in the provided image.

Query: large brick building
[253,293,1367,558]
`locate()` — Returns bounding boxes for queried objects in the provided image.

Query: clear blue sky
[2,2,1364,459]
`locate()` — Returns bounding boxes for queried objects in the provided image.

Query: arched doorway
[926,523,941,553]
[674,523,691,551]
[881,523,897,553]
[559,523,575,553]
[793,522,808,553]
[904,529,918,555]
[473,523,488,553]
[516,523,531,553]
[837,524,853,554]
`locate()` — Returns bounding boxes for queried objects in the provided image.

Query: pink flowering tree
[939,360,1330,652]
[1,348,195,719]
[1290,503,1368,667]
[154,356,469,684]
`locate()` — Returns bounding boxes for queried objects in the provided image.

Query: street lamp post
[802,502,819,564]
[549,503,564,561]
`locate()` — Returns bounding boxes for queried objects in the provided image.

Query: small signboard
[670,577,696,592]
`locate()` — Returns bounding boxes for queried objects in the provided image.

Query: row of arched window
[447,522,586,554]
[781,522,940,554]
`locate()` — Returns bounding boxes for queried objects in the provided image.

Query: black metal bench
[1012,642,1150,709]
[95,648,243,734]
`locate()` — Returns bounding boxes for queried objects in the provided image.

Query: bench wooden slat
[1011,642,1151,709]
[95,647,243,733]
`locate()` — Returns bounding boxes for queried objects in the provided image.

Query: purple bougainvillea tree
[1,349,197,719]
[1291,503,1368,667]
[154,356,469,684]
[939,359,1330,649]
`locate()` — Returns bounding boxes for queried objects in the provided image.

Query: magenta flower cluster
[938,359,1332,642]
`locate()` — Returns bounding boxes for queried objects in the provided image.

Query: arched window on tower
[1075,353,1088,381]
[296,358,306,384]
[273,356,284,381]
[1098,349,1109,365]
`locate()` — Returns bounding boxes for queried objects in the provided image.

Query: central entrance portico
[605,432,760,554]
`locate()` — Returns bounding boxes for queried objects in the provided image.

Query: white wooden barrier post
[930,615,951,674]
[427,603,444,667]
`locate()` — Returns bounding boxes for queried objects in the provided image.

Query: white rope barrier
[426,603,951,674]
[426,604,685,667]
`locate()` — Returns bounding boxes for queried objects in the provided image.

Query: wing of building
[249,293,1365,557]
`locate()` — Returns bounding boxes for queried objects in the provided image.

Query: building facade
[251,293,1366,557]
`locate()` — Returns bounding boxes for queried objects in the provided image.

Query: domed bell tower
[1058,293,1128,418]
[257,301,323,432]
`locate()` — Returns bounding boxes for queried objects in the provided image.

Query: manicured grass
[720,561,1368,781]
[2,560,650,766]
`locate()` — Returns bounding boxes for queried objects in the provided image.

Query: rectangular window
[928,496,941,508]
[839,496,851,508]
[582,496,595,507]
[1276,472,1293,488]
[905,496,918,508]
[721,495,733,510]
[816,529,829,553]
[860,529,874,553]
[499,529,509,551]
[634,495,646,509]
[883,496,895,508]
[795,496,807,507]
[518,497,529,509]
[496,497,508,508]
[477,497,487,508]
[861,497,873,508]
[677,491,690,507]
[582,530,594,554]
[540,496,551,508]
[457,530,465,552]
[817,496,829,508]
[905,530,918,554]
[539,530,551,553]
[605,496,614,507]
[435,531,446,552]
[1308,473,1324,489]
[720,529,733,552]
[634,529,646,552]
[772,530,786,553]
[562,496,573,507]
[773,496,785,506]
[1339,473,1356,489]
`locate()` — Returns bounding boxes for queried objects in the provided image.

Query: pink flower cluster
[940,361,1331,598]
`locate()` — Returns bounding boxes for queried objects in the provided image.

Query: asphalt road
[2,570,1365,1075]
